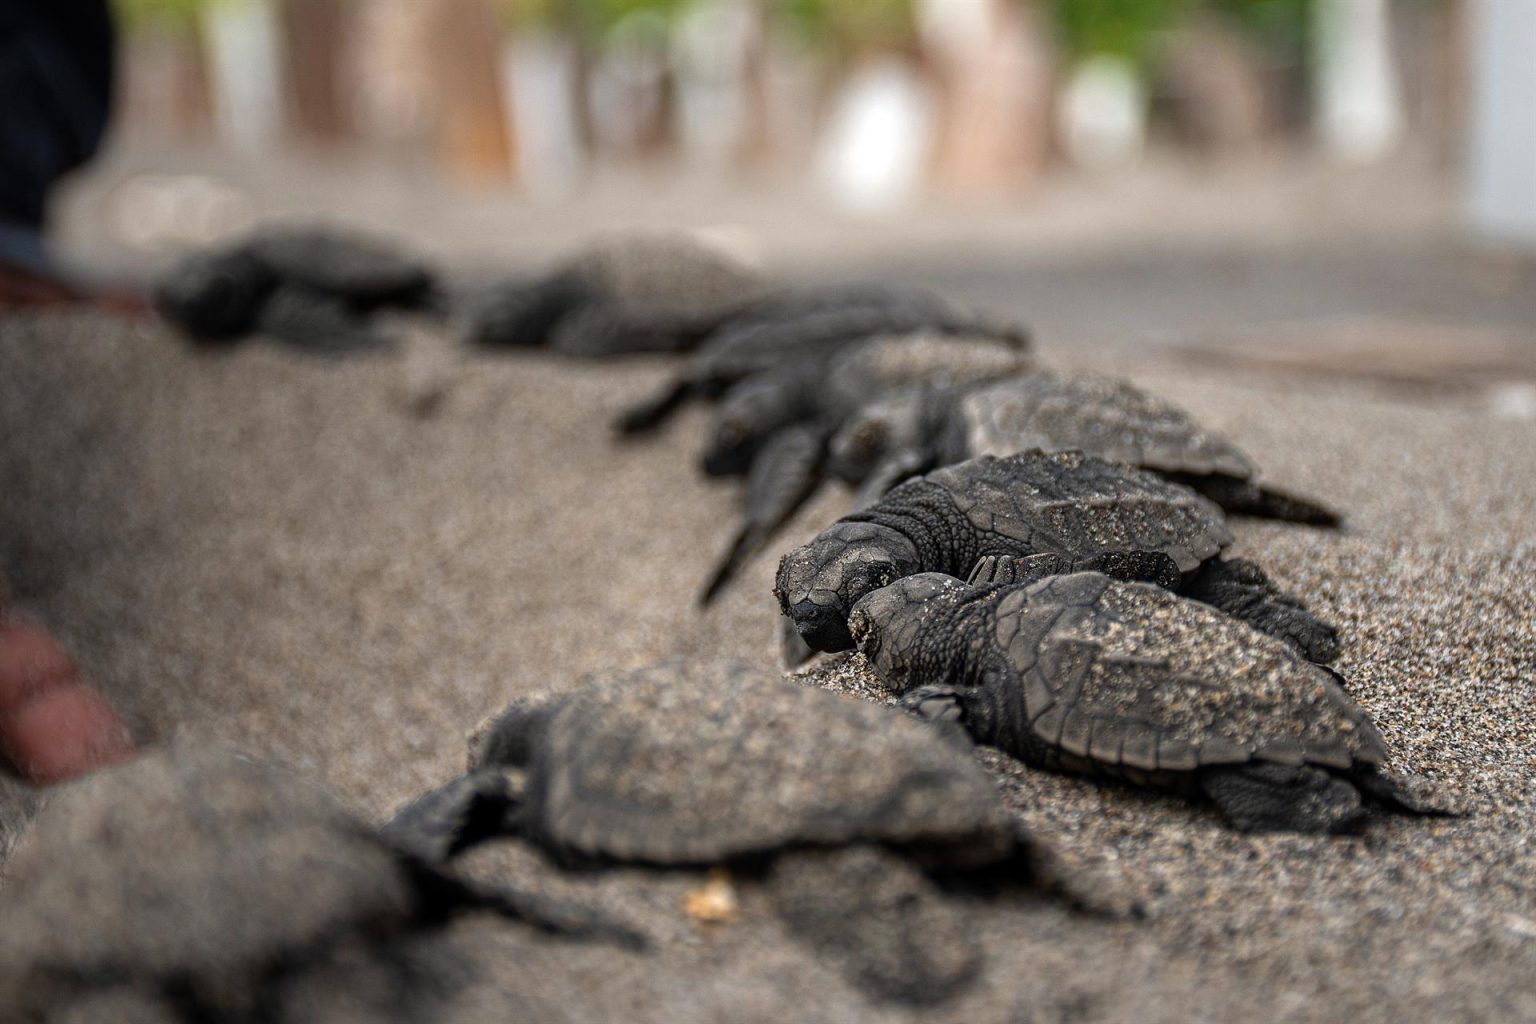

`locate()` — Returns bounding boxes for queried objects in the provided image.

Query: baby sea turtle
[154,226,436,352]
[775,449,1339,662]
[698,331,1030,603]
[0,740,634,1023]
[848,571,1445,833]
[614,291,1028,434]
[465,233,766,356]
[829,370,1339,525]
[386,662,1114,1005]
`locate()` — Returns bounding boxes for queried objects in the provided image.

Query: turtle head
[700,377,790,476]
[848,573,973,688]
[471,693,568,771]
[154,247,273,341]
[827,390,925,484]
[466,270,587,348]
[774,521,921,652]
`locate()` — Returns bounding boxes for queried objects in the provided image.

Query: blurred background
[28,0,1536,378]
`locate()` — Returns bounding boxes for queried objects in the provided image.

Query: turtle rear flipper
[768,846,982,1006]
[1351,766,1462,817]
[1176,474,1343,528]
[1199,762,1365,833]
[614,378,693,435]
[1183,557,1341,663]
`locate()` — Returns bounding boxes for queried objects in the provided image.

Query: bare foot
[0,606,136,785]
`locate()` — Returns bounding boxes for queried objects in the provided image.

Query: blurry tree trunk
[921,0,1053,195]
[1160,16,1276,158]
[426,0,516,183]
[119,23,215,140]
[278,0,349,141]
[736,7,773,166]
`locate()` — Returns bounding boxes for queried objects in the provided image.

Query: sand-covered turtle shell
[987,573,1384,774]
[955,372,1256,480]
[554,233,763,318]
[0,740,416,984]
[920,450,1231,575]
[482,663,1013,867]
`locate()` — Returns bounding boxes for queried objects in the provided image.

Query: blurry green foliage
[112,0,217,32]
[1205,0,1311,58]
[501,0,689,32]
[1050,0,1189,65]
[778,0,915,56]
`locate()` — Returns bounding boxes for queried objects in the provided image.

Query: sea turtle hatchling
[847,571,1447,833]
[696,331,1031,603]
[828,370,1339,525]
[464,232,767,356]
[154,226,437,352]
[613,290,1029,434]
[0,739,636,1023]
[385,662,1118,1005]
[776,449,1340,663]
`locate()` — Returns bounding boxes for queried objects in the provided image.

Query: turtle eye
[854,421,887,452]
[718,419,748,446]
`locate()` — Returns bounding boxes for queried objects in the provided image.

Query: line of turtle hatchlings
[142,230,1458,1011]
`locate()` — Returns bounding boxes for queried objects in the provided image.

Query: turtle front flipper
[381,770,520,864]
[1182,557,1341,663]
[767,845,983,1006]
[898,684,977,751]
[968,551,1180,589]
[1351,765,1462,818]
[852,449,935,508]
[700,424,827,605]
[1198,762,1366,833]
[778,617,818,668]
[613,377,694,435]
[464,873,649,950]
[969,553,1069,587]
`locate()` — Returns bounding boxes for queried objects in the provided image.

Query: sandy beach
[1,277,1534,1019]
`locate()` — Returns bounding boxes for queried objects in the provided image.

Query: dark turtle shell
[920,450,1231,575]
[955,372,1256,480]
[853,572,1384,778]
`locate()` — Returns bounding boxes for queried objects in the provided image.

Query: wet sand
[1,308,1534,1021]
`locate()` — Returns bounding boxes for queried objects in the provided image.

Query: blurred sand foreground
[1,223,1536,1018]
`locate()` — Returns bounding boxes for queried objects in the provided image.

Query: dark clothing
[0,0,115,230]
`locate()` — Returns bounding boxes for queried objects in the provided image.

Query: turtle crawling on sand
[386,662,1120,1005]
[828,370,1340,525]
[465,233,766,356]
[614,290,1027,434]
[776,449,1340,663]
[696,331,1030,602]
[154,226,437,352]
[847,571,1447,833]
[0,740,635,1024]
